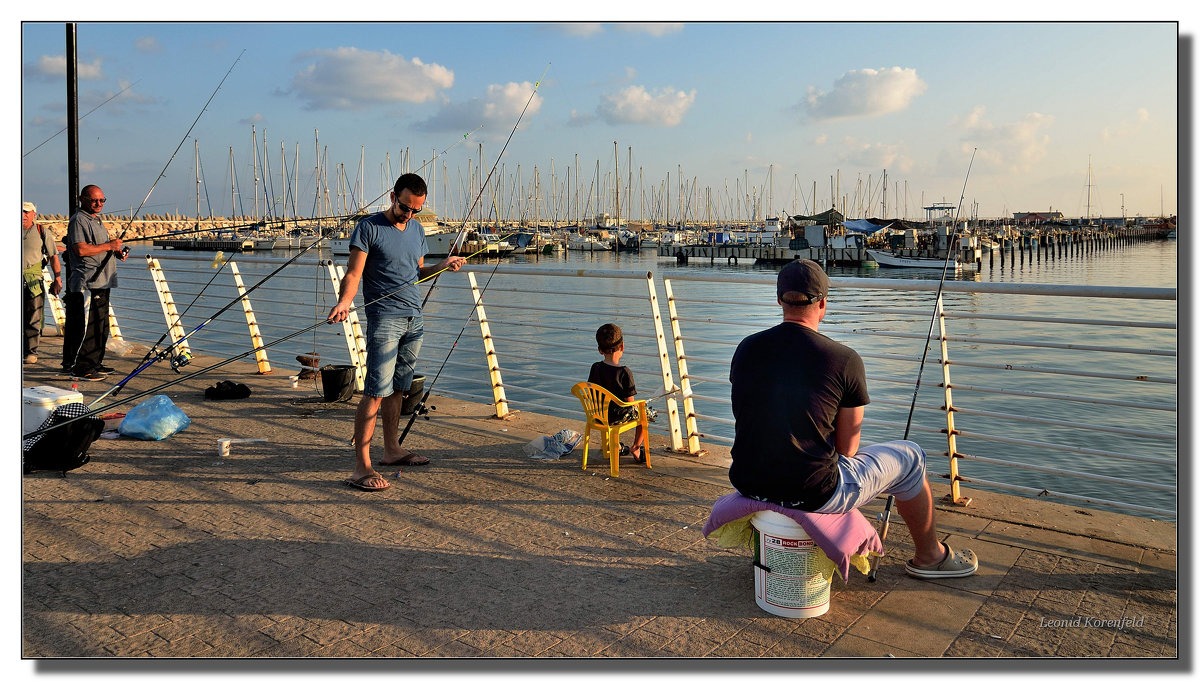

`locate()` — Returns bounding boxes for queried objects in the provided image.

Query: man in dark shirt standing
[728,259,976,579]
[63,184,126,381]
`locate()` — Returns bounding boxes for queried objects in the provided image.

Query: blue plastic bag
[118,395,191,441]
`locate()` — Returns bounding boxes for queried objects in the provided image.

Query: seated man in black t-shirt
[588,323,648,463]
[728,259,977,579]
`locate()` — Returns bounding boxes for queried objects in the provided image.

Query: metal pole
[66,22,79,214]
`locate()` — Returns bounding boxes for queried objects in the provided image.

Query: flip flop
[905,541,978,579]
[376,452,431,466]
[343,472,390,491]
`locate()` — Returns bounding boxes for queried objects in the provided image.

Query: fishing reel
[169,349,193,373]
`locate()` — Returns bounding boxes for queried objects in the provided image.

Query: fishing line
[23,79,142,158]
[25,238,502,441]
[88,50,245,284]
[868,147,977,582]
[396,63,550,447]
[88,251,238,407]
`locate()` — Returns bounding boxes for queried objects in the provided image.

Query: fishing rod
[117,211,367,244]
[91,126,487,408]
[25,238,503,442]
[23,80,142,158]
[868,147,977,583]
[396,64,550,449]
[87,251,237,408]
[88,51,245,284]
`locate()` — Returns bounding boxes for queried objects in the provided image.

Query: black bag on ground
[23,403,103,475]
[204,380,251,400]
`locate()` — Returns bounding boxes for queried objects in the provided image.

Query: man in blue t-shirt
[327,173,465,492]
[728,259,977,579]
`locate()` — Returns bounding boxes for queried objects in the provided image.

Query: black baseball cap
[777,259,829,305]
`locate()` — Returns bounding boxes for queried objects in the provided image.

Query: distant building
[1013,211,1065,223]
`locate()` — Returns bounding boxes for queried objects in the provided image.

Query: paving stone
[845,584,986,657]
[20,358,1177,659]
[823,632,922,657]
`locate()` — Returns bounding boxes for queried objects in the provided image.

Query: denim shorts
[364,314,423,398]
[815,440,928,514]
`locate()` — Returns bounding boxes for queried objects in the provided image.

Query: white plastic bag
[525,428,583,460]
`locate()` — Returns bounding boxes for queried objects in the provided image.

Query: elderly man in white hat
[21,201,62,364]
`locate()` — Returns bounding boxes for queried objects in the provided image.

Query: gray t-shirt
[66,210,118,292]
[22,223,57,271]
[348,212,428,319]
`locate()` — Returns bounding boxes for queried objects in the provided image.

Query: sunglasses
[393,197,422,215]
[85,197,106,203]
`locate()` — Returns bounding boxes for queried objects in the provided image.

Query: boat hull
[867,249,977,270]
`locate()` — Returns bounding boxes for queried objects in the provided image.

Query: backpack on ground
[23,403,103,476]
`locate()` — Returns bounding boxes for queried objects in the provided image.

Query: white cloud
[415,81,542,134]
[597,85,696,127]
[550,22,681,37]
[952,105,1054,173]
[1101,107,1151,142]
[837,137,915,173]
[239,113,265,125]
[613,23,684,36]
[815,134,828,145]
[79,80,157,113]
[804,67,927,121]
[134,37,163,53]
[746,132,753,143]
[288,47,453,111]
[25,54,105,80]
[553,23,604,37]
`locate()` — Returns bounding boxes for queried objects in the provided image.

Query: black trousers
[63,288,109,373]
[22,285,45,356]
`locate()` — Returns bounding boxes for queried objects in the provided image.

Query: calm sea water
[104,238,1178,516]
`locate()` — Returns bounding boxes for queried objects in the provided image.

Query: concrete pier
[21,337,1178,659]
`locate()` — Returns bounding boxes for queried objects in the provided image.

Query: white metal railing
[92,256,1177,518]
[661,271,1177,518]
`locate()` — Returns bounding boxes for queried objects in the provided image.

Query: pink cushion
[702,492,883,581]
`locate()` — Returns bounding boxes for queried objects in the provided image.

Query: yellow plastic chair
[570,382,651,478]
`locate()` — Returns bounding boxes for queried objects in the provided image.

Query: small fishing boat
[566,232,613,251]
[867,249,976,270]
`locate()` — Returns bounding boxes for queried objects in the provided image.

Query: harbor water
[91,238,1178,516]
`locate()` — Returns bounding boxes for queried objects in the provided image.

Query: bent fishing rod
[868,147,977,582]
[93,126,485,407]
[397,64,549,448]
[88,50,245,284]
[25,239,502,442]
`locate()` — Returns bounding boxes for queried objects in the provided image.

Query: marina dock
[21,336,1178,660]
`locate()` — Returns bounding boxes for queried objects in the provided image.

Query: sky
[15,20,1182,223]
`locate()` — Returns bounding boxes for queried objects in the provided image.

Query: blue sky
[17,20,1180,221]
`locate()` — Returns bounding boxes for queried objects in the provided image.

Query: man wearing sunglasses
[327,173,466,492]
[62,184,126,381]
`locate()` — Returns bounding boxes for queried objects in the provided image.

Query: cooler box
[23,385,84,435]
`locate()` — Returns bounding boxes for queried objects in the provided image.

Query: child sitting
[588,323,648,464]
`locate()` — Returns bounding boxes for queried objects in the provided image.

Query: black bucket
[401,374,426,414]
[320,365,357,402]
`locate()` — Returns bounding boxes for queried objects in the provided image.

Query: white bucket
[749,510,831,618]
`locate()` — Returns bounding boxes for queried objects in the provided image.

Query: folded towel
[702,492,883,582]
